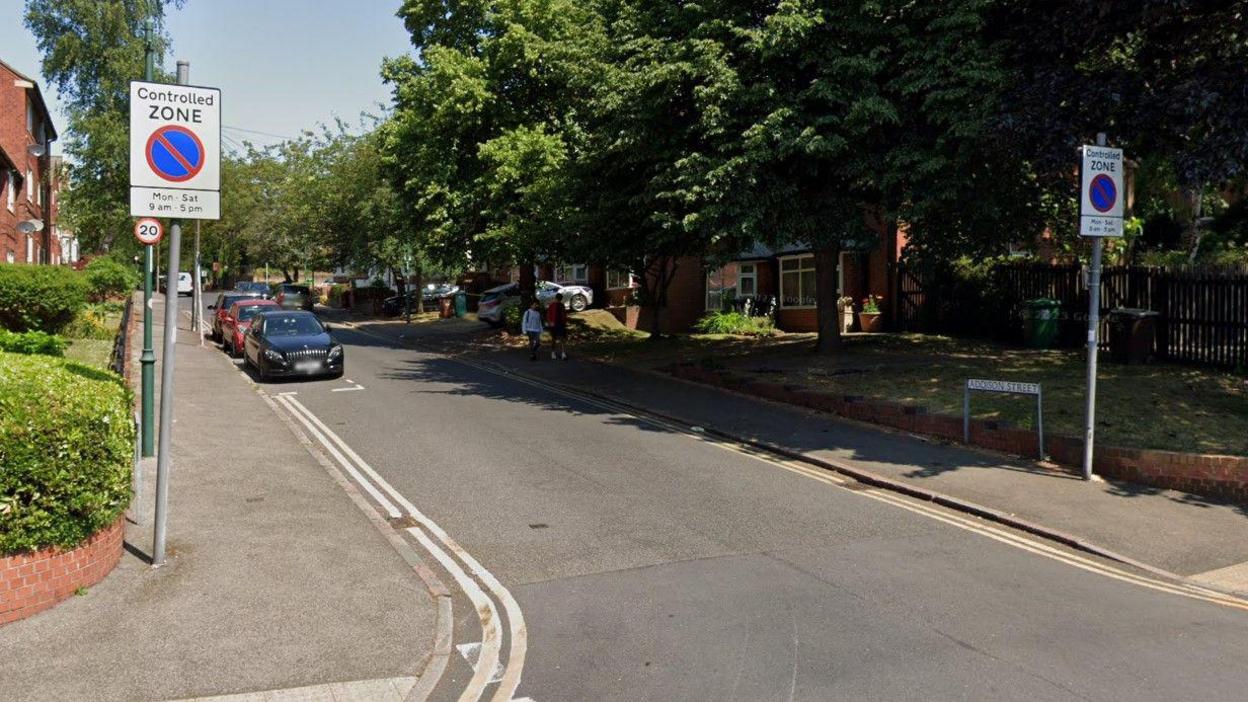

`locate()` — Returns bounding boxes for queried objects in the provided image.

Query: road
[188,296,1248,701]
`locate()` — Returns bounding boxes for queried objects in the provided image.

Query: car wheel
[570,294,588,312]
[223,338,232,356]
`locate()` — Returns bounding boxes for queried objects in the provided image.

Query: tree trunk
[814,242,843,354]
[645,257,673,341]
[414,265,424,314]
[519,261,537,308]
[1185,185,1205,262]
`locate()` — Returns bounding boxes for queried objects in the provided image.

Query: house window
[706,264,739,312]
[2,171,10,212]
[606,269,637,290]
[779,254,817,308]
[26,97,34,134]
[26,235,35,263]
[738,263,757,297]
[555,263,588,284]
[26,170,33,201]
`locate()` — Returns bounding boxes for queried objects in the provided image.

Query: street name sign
[129,81,221,220]
[1080,145,1123,237]
[966,378,1040,395]
[134,217,164,246]
[964,378,1045,458]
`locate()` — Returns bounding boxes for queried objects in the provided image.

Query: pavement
[347,313,1248,587]
[0,293,440,702]
[297,312,1248,700]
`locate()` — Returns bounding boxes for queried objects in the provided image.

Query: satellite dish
[27,143,46,157]
[17,220,44,234]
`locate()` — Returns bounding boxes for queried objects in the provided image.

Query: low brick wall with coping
[0,516,126,626]
[666,364,1248,504]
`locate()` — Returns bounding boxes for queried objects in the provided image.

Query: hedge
[0,352,134,554]
[0,263,88,333]
[0,329,66,356]
[84,256,141,302]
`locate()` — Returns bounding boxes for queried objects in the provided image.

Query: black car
[275,284,315,311]
[381,284,461,317]
[233,281,272,297]
[242,310,344,381]
[208,291,266,342]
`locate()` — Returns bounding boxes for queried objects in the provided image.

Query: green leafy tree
[24,0,183,256]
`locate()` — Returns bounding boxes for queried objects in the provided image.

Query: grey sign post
[963,378,1044,459]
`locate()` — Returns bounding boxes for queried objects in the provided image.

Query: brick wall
[0,516,125,626]
[1,61,56,266]
[666,364,1248,505]
[776,307,817,332]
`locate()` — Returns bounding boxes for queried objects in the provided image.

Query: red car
[221,299,280,357]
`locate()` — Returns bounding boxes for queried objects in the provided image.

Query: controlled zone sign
[130,81,221,220]
[134,217,164,246]
[1080,145,1123,237]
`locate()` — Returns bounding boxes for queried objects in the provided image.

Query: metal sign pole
[1081,132,1108,481]
[140,20,156,458]
[194,220,203,346]
[152,60,190,567]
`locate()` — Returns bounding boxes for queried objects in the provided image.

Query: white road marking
[277,391,298,396]
[276,394,529,702]
[331,385,366,392]
[457,642,506,683]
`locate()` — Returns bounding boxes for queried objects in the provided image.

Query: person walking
[546,293,569,360]
[521,301,544,361]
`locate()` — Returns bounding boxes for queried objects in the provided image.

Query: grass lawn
[64,338,114,369]
[577,326,1248,456]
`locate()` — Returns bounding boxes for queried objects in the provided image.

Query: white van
[162,272,194,296]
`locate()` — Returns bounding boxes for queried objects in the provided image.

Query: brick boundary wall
[666,364,1248,505]
[0,516,126,626]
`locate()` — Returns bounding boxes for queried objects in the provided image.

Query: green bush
[0,263,89,333]
[694,311,776,337]
[0,352,134,554]
[0,329,66,356]
[503,302,522,333]
[62,304,119,340]
[83,256,141,302]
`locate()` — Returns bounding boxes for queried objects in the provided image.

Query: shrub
[0,329,66,356]
[62,305,118,340]
[0,352,134,554]
[694,311,776,337]
[503,302,522,334]
[0,263,88,333]
[83,256,140,302]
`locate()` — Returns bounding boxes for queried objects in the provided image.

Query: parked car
[275,284,314,311]
[208,291,267,341]
[233,281,272,297]
[381,284,462,317]
[537,281,593,312]
[477,283,520,327]
[160,272,194,296]
[243,310,344,381]
[220,299,280,357]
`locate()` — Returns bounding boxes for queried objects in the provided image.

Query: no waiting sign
[129,80,221,220]
[1080,145,1124,237]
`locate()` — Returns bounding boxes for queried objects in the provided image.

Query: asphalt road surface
[189,297,1248,701]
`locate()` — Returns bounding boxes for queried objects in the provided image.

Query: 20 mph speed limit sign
[134,217,164,246]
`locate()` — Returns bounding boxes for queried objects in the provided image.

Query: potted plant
[858,295,884,333]
[837,296,855,333]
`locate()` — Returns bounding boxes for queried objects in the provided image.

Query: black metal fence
[109,295,133,377]
[893,262,1248,370]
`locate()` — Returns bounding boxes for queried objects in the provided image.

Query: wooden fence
[892,262,1248,370]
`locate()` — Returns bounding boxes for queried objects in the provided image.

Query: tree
[24,0,183,255]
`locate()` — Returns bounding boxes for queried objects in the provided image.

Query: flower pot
[858,311,883,333]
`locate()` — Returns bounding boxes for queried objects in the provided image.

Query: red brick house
[0,58,58,266]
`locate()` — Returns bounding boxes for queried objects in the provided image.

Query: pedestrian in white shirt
[521,301,544,361]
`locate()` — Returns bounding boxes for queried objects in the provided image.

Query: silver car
[537,281,593,312]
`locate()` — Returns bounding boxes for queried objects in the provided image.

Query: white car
[537,281,593,312]
[477,283,520,327]
[162,272,194,296]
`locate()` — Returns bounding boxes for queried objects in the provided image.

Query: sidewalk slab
[0,295,437,702]
[432,336,1248,582]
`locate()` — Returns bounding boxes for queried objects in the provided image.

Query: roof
[0,57,58,141]
[729,241,812,261]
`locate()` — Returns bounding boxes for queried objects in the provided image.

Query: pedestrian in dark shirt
[545,294,568,360]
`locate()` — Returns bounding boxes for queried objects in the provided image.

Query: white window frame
[555,263,588,284]
[606,269,638,290]
[26,97,34,135]
[778,254,817,309]
[26,169,33,201]
[738,262,758,297]
[26,234,35,263]
[2,171,11,212]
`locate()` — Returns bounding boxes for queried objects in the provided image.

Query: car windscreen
[282,286,310,296]
[262,314,323,336]
[236,305,269,321]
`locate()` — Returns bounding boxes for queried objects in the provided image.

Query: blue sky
[0,0,414,154]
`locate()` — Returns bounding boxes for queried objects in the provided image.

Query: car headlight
[327,345,343,360]
[264,348,286,363]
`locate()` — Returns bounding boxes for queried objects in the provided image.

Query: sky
[0,0,414,155]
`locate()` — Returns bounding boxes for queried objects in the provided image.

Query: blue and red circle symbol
[145,125,205,183]
[1089,173,1117,213]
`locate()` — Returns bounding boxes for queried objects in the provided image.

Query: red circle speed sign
[134,217,164,246]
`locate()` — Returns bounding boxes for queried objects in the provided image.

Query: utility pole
[1081,132,1108,481]
[152,60,190,567]
[139,20,157,458]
